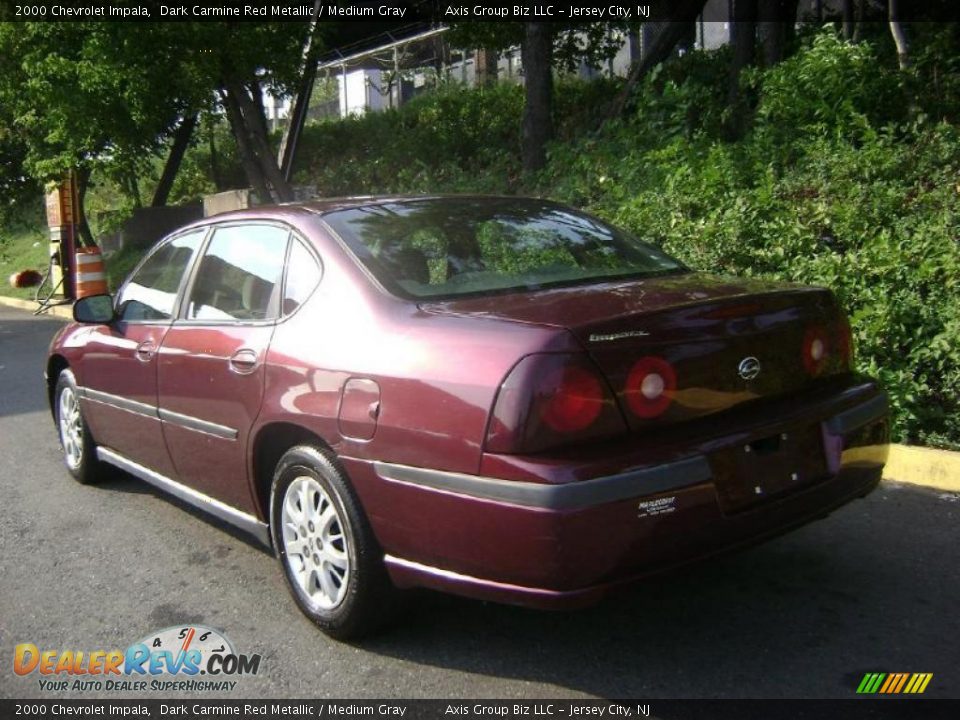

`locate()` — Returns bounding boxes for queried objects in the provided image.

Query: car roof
[194,194,555,225]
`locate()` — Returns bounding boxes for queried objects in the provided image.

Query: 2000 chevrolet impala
[47,196,889,638]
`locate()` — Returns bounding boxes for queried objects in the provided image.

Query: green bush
[543,32,960,448]
[293,81,525,195]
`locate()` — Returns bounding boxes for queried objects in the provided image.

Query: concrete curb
[1,290,958,492]
[0,293,73,319]
[883,445,960,493]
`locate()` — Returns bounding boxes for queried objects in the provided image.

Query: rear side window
[282,239,321,315]
[117,231,204,322]
[186,224,289,322]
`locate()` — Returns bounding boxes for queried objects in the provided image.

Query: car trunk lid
[420,273,848,430]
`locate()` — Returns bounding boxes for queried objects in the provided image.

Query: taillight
[540,366,604,433]
[835,316,853,369]
[804,316,852,377]
[802,325,829,376]
[624,356,676,419]
[485,354,626,454]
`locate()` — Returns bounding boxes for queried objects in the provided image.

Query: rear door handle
[135,340,156,362]
[229,348,259,374]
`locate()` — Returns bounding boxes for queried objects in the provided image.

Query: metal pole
[393,45,399,108]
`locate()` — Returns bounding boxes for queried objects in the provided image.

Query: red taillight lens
[485,354,626,454]
[624,356,676,419]
[835,316,853,369]
[802,325,829,376]
[540,366,604,433]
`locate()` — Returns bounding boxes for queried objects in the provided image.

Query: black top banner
[2,0,958,23]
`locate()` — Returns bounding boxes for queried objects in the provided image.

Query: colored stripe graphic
[857,672,932,694]
[858,673,886,694]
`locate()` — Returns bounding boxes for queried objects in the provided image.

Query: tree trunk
[225,77,295,202]
[888,0,911,69]
[220,86,273,203]
[759,0,797,66]
[605,0,710,123]
[242,78,295,201]
[852,0,865,43]
[206,115,225,191]
[152,113,197,207]
[74,167,96,249]
[520,22,553,175]
[783,0,800,47]
[123,172,142,209]
[278,0,323,181]
[842,0,854,40]
[476,48,498,87]
[726,0,758,140]
[759,21,785,66]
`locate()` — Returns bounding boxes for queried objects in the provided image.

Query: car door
[156,222,290,514]
[77,230,206,478]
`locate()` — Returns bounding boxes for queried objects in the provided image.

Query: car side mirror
[73,294,115,324]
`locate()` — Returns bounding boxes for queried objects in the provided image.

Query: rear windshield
[322,197,686,299]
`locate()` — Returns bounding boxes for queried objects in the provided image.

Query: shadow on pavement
[0,310,65,418]
[355,483,958,698]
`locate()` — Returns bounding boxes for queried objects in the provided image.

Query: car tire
[271,445,396,640]
[54,368,104,485]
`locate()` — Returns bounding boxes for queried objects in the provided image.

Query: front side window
[322,198,686,300]
[185,224,289,321]
[117,231,204,321]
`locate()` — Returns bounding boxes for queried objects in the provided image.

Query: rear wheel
[271,445,396,640]
[55,369,103,485]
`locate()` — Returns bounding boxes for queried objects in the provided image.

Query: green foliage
[0,206,50,301]
[293,82,525,195]
[544,32,960,448]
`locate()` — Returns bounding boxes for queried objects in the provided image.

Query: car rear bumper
[345,380,889,609]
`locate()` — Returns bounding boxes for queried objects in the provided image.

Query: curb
[1,289,958,493]
[0,293,73,319]
[883,445,960,493]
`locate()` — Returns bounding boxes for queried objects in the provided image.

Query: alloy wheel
[280,475,350,610]
[58,385,84,470]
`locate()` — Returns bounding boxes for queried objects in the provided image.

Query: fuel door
[338,378,381,441]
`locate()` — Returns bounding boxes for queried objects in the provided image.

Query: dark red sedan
[47,196,889,638]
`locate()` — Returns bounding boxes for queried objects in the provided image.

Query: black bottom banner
[2,699,959,720]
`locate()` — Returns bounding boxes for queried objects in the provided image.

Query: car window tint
[186,224,288,321]
[117,231,204,321]
[323,198,686,300]
[282,239,321,315]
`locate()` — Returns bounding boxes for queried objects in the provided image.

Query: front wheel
[54,369,103,485]
[271,445,396,640]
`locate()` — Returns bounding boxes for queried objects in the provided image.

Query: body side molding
[97,447,270,547]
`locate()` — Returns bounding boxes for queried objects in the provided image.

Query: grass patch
[0,224,52,302]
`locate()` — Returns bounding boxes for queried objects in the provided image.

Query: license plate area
[713,424,828,513]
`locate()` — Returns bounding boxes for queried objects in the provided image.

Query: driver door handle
[135,340,156,362]
[229,348,259,375]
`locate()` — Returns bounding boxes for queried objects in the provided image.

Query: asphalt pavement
[0,304,957,700]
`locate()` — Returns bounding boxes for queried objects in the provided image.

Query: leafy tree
[137,22,316,203]
[449,22,627,174]
[0,22,206,240]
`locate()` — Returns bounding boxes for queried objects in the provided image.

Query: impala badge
[738,356,761,381]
